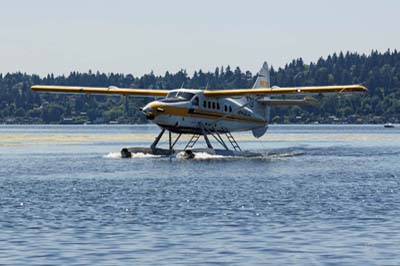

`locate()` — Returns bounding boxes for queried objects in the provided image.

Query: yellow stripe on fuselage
[149,103,266,124]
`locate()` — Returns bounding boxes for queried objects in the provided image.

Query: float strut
[151,128,166,151]
[169,131,172,151]
[171,133,182,149]
[199,122,213,149]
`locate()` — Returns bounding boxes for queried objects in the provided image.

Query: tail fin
[251,61,271,138]
[252,62,270,89]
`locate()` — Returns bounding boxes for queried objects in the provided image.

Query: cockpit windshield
[163,91,195,102]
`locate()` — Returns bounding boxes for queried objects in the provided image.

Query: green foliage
[42,103,65,123]
[103,106,124,122]
[0,50,399,124]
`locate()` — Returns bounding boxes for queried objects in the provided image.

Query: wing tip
[31,85,46,91]
[350,85,368,92]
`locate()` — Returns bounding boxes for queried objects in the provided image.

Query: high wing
[203,85,367,97]
[258,97,319,106]
[31,85,168,97]
[31,84,367,97]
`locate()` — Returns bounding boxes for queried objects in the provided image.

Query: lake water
[0,124,399,265]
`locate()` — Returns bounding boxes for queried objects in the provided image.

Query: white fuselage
[141,89,267,134]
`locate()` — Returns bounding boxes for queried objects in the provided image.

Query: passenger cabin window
[224,105,227,112]
[208,102,211,109]
[217,103,220,110]
[203,101,206,108]
[212,102,216,109]
[229,106,232,112]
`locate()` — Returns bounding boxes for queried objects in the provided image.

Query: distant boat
[384,123,395,128]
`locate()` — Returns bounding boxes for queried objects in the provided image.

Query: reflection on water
[0,124,400,265]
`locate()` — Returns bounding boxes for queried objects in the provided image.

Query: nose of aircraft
[141,105,155,120]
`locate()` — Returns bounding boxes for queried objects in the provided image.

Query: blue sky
[1,0,399,76]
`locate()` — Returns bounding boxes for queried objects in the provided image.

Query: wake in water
[103,152,121,158]
[266,151,305,158]
[103,152,161,159]
[176,151,231,160]
[101,143,400,161]
[176,151,305,160]
[103,149,305,161]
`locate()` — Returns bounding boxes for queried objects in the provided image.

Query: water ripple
[1,125,400,265]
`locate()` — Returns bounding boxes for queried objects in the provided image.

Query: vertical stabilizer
[252,62,270,89]
[252,62,271,138]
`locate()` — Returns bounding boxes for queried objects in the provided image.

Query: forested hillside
[1,50,399,124]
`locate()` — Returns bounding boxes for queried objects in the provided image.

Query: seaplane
[31,62,368,159]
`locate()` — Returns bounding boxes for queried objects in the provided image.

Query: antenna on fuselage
[205,82,209,90]
[180,82,185,89]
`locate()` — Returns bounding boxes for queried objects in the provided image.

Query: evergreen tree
[0,50,399,124]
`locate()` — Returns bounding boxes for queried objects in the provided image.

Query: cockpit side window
[167,91,178,98]
[192,96,199,106]
[163,91,195,102]
[176,91,195,101]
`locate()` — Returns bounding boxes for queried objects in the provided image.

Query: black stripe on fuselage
[188,108,220,118]
[188,108,264,123]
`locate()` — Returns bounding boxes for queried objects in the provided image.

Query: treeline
[1,50,399,124]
